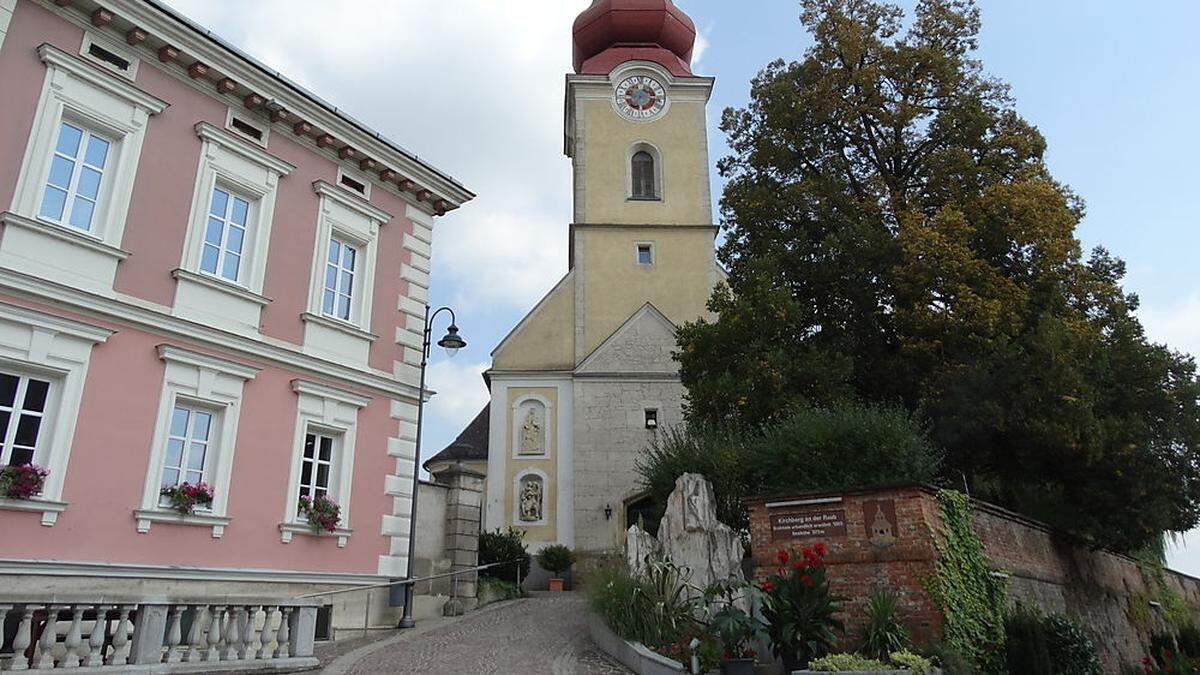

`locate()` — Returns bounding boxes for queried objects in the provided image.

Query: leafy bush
[702,579,766,660]
[586,560,700,649]
[637,403,940,531]
[535,544,575,576]
[760,545,842,670]
[861,590,910,660]
[479,527,530,585]
[808,653,890,671]
[889,650,933,673]
[477,577,522,606]
[1180,624,1200,658]
[1004,603,1100,675]
[929,642,975,675]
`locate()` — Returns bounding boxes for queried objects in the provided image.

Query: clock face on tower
[615,75,667,121]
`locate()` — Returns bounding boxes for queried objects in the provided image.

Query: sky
[160,0,1200,573]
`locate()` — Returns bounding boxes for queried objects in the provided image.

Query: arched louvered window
[631,150,657,199]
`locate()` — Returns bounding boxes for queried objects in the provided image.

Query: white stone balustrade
[0,597,319,673]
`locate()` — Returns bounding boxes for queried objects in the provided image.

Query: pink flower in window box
[160,481,215,515]
[0,464,49,500]
[298,494,340,533]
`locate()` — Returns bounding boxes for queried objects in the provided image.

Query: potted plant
[535,543,575,591]
[704,579,767,675]
[0,464,49,500]
[759,543,843,671]
[159,481,214,515]
[298,493,340,532]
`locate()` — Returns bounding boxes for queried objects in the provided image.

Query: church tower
[427,0,719,565]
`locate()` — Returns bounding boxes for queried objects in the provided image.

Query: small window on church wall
[644,409,658,429]
[637,244,653,265]
[631,151,657,200]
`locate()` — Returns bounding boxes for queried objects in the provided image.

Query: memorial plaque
[770,508,847,541]
[864,499,898,548]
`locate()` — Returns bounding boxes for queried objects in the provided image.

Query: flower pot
[721,658,755,675]
[548,578,564,592]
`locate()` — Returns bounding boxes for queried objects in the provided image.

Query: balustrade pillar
[164,605,183,663]
[274,607,292,659]
[223,606,241,661]
[205,605,225,662]
[256,606,276,659]
[185,605,206,662]
[62,605,85,668]
[110,605,132,666]
[10,606,33,671]
[242,605,262,660]
[35,605,59,670]
[85,605,110,667]
[289,605,317,658]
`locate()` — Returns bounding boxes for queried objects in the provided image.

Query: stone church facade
[428,0,720,559]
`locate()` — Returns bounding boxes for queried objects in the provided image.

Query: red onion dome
[572,0,697,76]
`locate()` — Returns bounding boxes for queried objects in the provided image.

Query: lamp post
[398,305,466,629]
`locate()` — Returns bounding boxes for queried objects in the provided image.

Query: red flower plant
[0,464,49,500]
[159,481,215,515]
[298,493,341,533]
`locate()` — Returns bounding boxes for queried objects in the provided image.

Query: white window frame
[198,184,254,284]
[179,122,293,296]
[79,31,140,81]
[5,44,166,293]
[280,380,370,548]
[336,167,372,200]
[155,400,221,504]
[37,121,114,234]
[0,302,113,526]
[321,235,360,322]
[0,371,58,469]
[135,345,259,539]
[224,106,270,148]
[301,181,387,365]
[296,425,342,506]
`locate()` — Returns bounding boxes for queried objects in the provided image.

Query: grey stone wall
[571,377,685,553]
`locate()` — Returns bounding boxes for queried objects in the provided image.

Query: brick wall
[746,485,1200,673]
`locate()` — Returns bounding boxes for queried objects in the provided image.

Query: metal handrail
[294,559,525,636]
[295,559,523,599]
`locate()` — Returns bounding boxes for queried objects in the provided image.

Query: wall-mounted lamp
[604,504,613,520]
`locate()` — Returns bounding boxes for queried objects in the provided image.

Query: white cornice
[0,267,422,401]
[157,344,261,381]
[38,42,168,114]
[0,557,386,586]
[195,122,296,176]
[1,212,133,261]
[312,180,392,224]
[291,379,372,409]
[0,297,115,344]
[85,0,473,206]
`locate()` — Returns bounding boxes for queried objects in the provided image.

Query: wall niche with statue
[512,395,551,458]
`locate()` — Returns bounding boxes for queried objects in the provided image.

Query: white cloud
[692,25,711,70]
[1139,293,1200,359]
[426,358,490,424]
[160,0,590,312]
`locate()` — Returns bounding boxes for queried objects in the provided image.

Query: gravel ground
[320,593,631,674]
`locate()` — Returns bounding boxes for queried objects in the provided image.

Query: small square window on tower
[644,409,658,429]
[636,243,653,266]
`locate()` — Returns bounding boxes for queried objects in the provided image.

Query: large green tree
[678,0,1200,552]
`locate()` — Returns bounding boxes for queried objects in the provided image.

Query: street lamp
[398,306,466,629]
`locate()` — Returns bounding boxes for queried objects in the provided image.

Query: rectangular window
[644,409,658,429]
[0,372,51,467]
[637,244,654,265]
[158,404,213,496]
[298,429,337,505]
[200,187,250,283]
[38,122,111,232]
[322,238,358,321]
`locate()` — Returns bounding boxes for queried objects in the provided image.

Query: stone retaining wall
[746,484,1200,673]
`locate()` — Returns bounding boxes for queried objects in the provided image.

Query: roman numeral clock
[615,75,667,121]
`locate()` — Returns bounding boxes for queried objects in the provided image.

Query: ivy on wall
[1138,560,1191,630]
[927,489,1009,672]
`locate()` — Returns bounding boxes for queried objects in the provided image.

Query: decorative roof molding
[38,42,168,114]
[312,180,392,224]
[194,121,296,176]
[80,0,473,208]
[0,297,115,344]
[291,378,372,409]
[157,343,261,381]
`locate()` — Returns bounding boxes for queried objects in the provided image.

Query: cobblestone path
[332,594,631,674]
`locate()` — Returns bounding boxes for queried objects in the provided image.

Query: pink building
[0,0,471,637]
